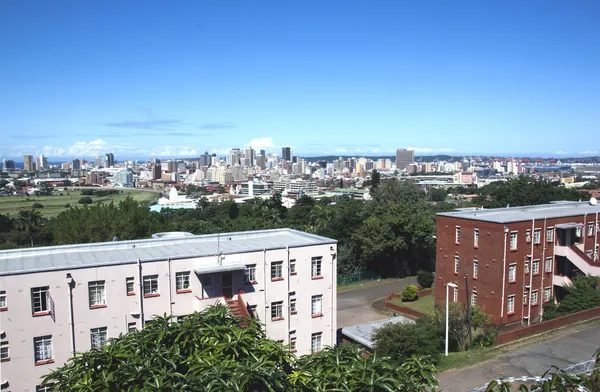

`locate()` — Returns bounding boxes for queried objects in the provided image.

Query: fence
[337,270,380,286]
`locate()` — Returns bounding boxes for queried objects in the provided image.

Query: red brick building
[434,201,599,327]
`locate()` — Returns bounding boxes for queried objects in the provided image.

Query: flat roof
[341,316,415,349]
[438,201,600,224]
[0,228,336,276]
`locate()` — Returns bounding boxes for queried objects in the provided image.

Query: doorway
[222,272,233,299]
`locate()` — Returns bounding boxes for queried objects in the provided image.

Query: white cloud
[580,150,598,155]
[334,148,348,153]
[406,147,454,154]
[555,150,569,155]
[247,137,275,149]
[151,146,198,157]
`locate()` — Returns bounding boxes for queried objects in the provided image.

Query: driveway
[438,321,600,392]
[337,277,417,329]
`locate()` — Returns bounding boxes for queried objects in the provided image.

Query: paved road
[438,321,600,392]
[337,277,417,329]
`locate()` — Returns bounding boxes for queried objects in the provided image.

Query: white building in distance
[0,229,338,391]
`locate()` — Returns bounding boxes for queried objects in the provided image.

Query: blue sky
[1,0,599,160]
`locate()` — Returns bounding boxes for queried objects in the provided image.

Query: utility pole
[464,271,473,349]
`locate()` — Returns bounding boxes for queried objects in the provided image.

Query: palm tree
[17,209,43,247]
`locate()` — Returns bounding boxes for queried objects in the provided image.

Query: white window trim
[90,327,107,349]
[508,263,517,282]
[244,264,257,283]
[271,301,283,320]
[546,227,554,242]
[545,257,552,272]
[523,292,528,306]
[290,259,297,275]
[532,259,540,275]
[271,261,283,280]
[126,277,135,295]
[544,287,552,302]
[510,231,518,250]
[534,229,541,244]
[34,335,53,363]
[175,271,191,291]
[473,260,478,279]
[453,286,458,302]
[0,290,6,309]
[88,281,106,307]
[455,226,461,244]
[531,290,539,305]
[454,256,459,274]
[470,290,477,307]
[143,275,159,296]
[473,229,479,247]
[290,297,297,314]
[31,286,49,314]
[311,257,323,277]
[0,341,9,361]
[507,295,515,314]
[311,332,322,353]
[311,295,323,316]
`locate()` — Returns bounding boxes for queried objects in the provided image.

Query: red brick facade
[434,208,599,326]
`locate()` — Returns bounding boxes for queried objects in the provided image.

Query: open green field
[0,189,159,217]
[390,293,435,315]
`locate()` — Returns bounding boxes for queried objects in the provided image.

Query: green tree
[402,284,419,302]
[417,270,434,288]
[543,275,600,320]
[371,169,381,189]
[16,209,44,247]
[371,179,426,205]
[78,196,93,204]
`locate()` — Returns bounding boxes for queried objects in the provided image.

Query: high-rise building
[244,148,255,167]
[153,164,162,180]
[104,153,115,168]
[395,149,415,172]
[167,160,178,173]
[199,152,211,167]
[1,159,15,171]
[72,159,81,171]
[94,156,103,167]
[281,147,292,162]
[37,154,48,170]
[23,155,34,171]
[230,148,242,166]
[112,169,133,187]
[256,155,266,170]
[260,149,266,156]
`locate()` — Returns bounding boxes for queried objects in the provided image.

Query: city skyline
[1,1,599,158]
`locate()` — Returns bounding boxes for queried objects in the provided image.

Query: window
[455,226,461,244]
[290,336,297,352]
[507,295,515,314]
[534,229,541,244]
[523,292,528,306]
[311,295,323,317]
[586,250,593,259]
[31,286,49,314]
[36,385,54,392]
[596,245,599,261]
[531,290,539,306]
[175,271,191,292]
[290,298,297,314]
[587,222,594,236]
[470,291,477,307]
[473,260,478,279]
[524,260,529,274]
[453,286,458,302]
[126,277,135,295]
[244,264,256,283]
[474,229,479,247]
[311,332,322,353]
[454,256,459,274]
[290,259,297,275]
[0,290,6,310]
[576,226,583,238]
[91,327,107,349]
[532,259,539,275]
[510,232,518,250]
[544,287,551,302]
[88,281,106,308]
[0,341,8,361]
[128,322,137,333]
[311,257,322,278]
[33,335,53,363]
[143,275,159,296]
[271,261,283,280]
[546,228,553,242]
[526,230,531,243]
[545,257,553,272]
[271,301,283,320]
[508,264,516,282]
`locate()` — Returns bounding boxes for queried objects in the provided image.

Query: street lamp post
[445,282,458,356]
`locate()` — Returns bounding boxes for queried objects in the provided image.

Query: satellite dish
[590,197,598,206]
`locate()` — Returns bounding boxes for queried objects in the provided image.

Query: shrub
[472,327,498,348]
[417,270,434,289]
[401,284,419,302]
[78,197,93,204]
[32,202,44,209]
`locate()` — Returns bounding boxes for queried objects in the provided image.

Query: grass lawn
[337,277,414,293]
[436,347,499,372]
[390,293,435,315]
[0,189,159,217]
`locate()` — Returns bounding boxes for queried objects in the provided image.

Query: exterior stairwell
[556,245,600,276]
[226,291,251,320]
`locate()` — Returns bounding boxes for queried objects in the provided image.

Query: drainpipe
[137,258,145,326]
[330,246,337,348]
[167,257,173,316]
[527,219,535,326]
[286,245,291,345]
[263,249,268,327]
[67,273,76,357]
[540,218,548,321]
[583,213,588,250]
[594,212,598,262]
[501,226,508,319]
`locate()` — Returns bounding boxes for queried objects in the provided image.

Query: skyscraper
[37,154,48,170]
[281,147,291,161]
[395,149,415,171]
[104,153,115,168]
[167,160,178,173]
[23,155,34,171]
[72,159,81,171]
[244,148,255,167]
[199,151,211,167]
[230,148,242,166]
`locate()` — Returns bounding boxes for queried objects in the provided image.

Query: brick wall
[495,306,600,345]
[383,301,424,319]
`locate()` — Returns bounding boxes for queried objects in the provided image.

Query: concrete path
[438,321,600,392]
[337,277,416,329]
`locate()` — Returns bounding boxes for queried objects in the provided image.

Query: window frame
[532,259,540,275]
[143,275,160,297]
[271,261,283,281]
[175,271,191,293]
[31,286,49,315]
[508,263,517,283]
[546,227,554,242]
[454,255,459,274]
[473,228,479,248]
[90,327,108,349]
[455,226,461,244]
[544,287,552,302]
[290,259,297,275]
[290,336,297,352]
[531,290,539,306]
[88,280,106,308]
[470,290,477,307]
[507,295,515,314]
[524,260,529,274]
[453,286,458,302]
[588,222,594,236]
[545,257,552,273]
[523,292,528,306]
[33,335,53,364]
[473,260,478,279]
[311,256,323,279]
[0,341,9,362]
[526,230,531,243]
[127,322,137,333]
[290,297,297,314]
[534,229,541,244]
[126,277,135,296]
[311,294,323,318]
[0,290,6,311]
[271,301,283,321]
[244,264,257,284]
[510,231,518,250]
[311,332,322,353]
